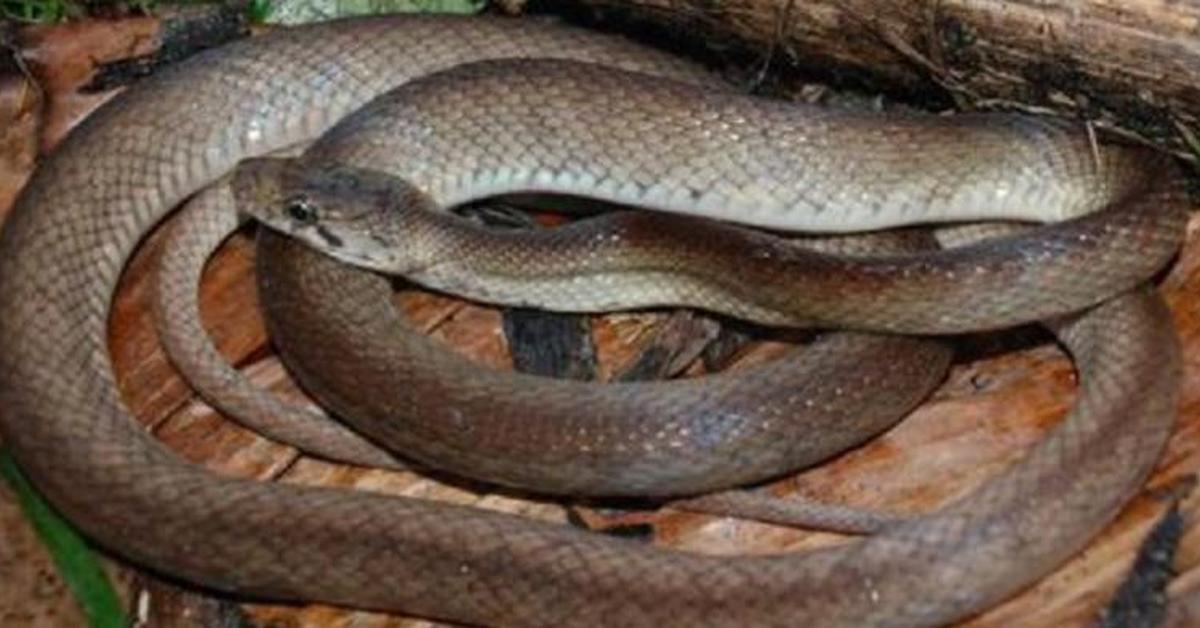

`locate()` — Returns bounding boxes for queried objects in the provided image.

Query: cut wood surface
[1,9,1200,627]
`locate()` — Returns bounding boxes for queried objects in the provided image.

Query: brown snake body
[156,183,953,530]
[231,60,1185,497]
[0,14,1187,626]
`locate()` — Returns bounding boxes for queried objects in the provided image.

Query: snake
[229,59,1185,498]
[0,13,1187,626]
[149,57,958,501]
[156,174,951,529]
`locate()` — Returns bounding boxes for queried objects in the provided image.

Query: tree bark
[568,0,1200,161]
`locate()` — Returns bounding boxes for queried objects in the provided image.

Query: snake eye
[284,196,319,224]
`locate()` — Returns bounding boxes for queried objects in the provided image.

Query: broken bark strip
[83,4,250,92]
[565,0,1200,162]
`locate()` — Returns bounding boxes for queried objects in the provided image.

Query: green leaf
[0,450,129,628]
[1,0,69,23]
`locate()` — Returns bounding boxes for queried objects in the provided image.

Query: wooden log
[566,0,1200,161]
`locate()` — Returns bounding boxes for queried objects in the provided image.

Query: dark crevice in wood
[1098,504,1184,628]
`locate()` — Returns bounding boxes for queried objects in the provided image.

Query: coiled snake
[0,15,1188,626]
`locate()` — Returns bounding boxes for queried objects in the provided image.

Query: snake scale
[0,14,1188,626]
[223,56,1183,501]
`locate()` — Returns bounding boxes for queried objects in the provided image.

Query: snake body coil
[0,15,1187,626]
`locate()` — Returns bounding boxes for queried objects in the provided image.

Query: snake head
[232,157,442,275]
